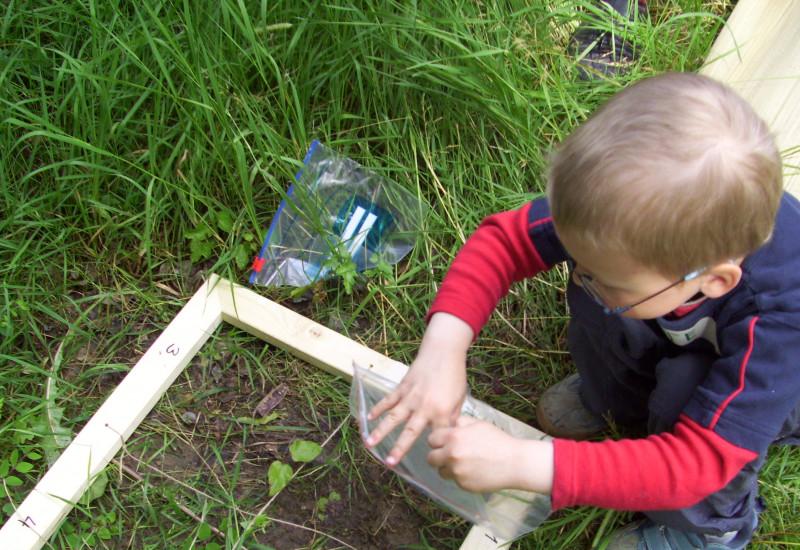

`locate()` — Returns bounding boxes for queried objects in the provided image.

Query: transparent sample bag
[350,365,552,541]
[250,141,429,287]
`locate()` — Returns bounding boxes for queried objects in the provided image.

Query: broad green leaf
[197,522,212,542]
[235,242,251,270]
[189,239,212,262]
[61,521,76,534]
[253,515,268,527]
[234,412,279,425]
[65,533,81,548]
[267,461,292,496]
[4,475,23,487]
[185,224,212,241]
[216,210,233,232]
[38,405,72,467]
[289,440,322,463]
[85,471,109,502]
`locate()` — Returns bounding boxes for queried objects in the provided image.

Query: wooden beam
[700,0,800,196]
[0,279,223,549]
[212,277,409,383]
[0,276,549,549]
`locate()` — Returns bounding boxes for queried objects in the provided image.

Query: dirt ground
[59,267,464,549]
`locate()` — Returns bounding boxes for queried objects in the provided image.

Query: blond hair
[547,73,782,278]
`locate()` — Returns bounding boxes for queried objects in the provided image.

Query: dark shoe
[571,26,637,79]
[570,1,646,79]
[606,518,757,550]
[535,373,608,439]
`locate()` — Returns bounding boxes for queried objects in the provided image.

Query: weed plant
[1,0,797,548]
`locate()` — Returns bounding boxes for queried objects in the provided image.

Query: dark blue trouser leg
[566,279,666,425]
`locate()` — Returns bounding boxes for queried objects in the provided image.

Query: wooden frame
[0,275,547,550]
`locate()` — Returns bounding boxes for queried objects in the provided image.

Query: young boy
[366,73,800,549]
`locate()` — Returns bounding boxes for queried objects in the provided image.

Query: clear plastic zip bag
[250,141,429,287]
[350,365,552,541]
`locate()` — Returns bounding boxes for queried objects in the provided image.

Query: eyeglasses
[568,260,705,315]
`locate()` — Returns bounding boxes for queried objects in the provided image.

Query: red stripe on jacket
[709,316,758,429]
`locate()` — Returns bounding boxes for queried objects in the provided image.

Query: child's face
[559,232,705,320]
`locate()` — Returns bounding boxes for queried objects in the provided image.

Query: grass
[2,0,798,548]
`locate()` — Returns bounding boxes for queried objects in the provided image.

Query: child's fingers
[365,401,411,448]
[367,389,402,421]
[427,425,451,449]
[426,431,456,482]
[383,413,430,466]
[427,449,452,479]
[427,417,480,454]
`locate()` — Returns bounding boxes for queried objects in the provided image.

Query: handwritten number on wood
[19,516,36,528]
[165,344,180,356]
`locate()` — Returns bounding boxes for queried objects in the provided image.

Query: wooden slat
[700,0,800,196]
[0,279,223,549]
[212,277,409,384]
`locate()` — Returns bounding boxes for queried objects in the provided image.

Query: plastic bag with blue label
[250,141,429,287]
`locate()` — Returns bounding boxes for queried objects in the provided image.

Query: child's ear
[699,261,743,299]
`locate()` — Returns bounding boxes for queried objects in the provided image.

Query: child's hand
[365,313,473,466]
[427,417,555,495]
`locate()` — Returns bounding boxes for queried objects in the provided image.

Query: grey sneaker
[535,373,608,439]
[606,518,757,550]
